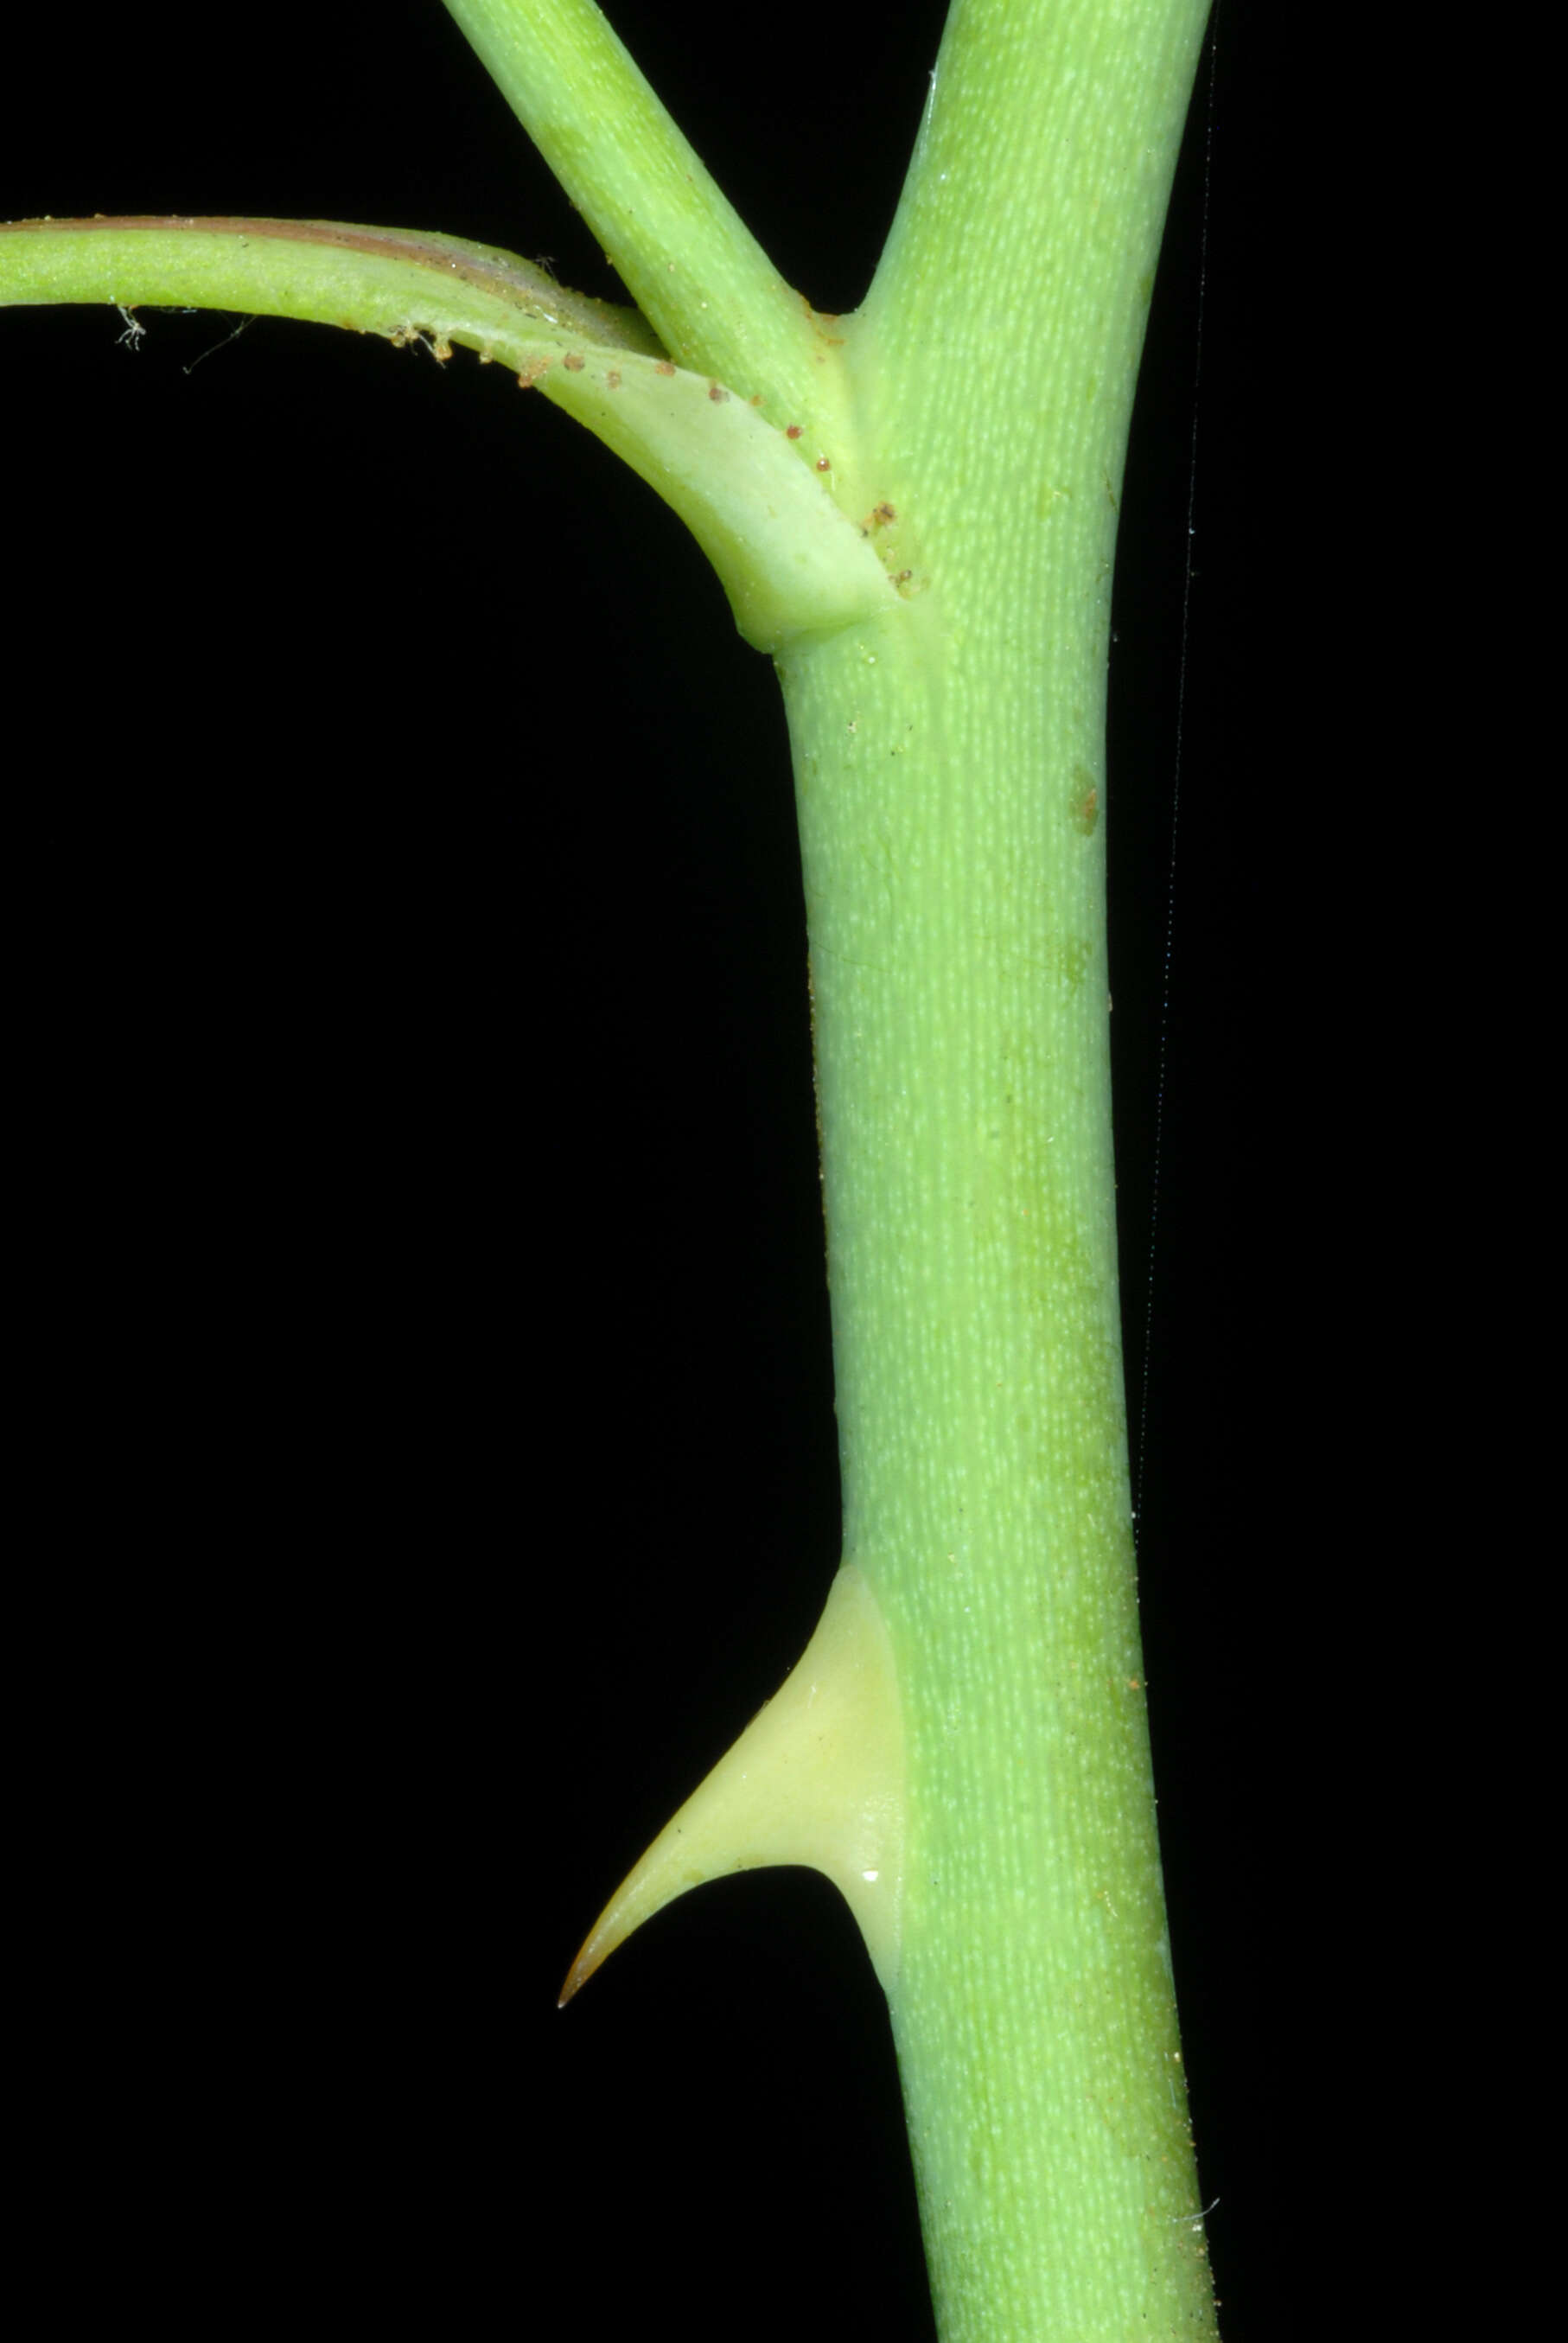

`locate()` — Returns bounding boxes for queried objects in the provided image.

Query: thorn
[558,1564,905,2006]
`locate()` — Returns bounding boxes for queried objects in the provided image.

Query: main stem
[774,3,1216,2333]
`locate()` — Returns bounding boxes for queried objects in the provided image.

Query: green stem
[3,2,1221,2330]
[0,212,660,349]
[767,2,1218,2331]
[442,0,848,451]
[0,215,891,650]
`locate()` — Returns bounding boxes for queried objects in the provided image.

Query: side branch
[443,0,847,450]
[0,217,895,651]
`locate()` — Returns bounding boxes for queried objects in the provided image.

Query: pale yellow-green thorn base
[559,1564,906,2004]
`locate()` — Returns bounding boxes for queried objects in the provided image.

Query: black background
[6,8,1376,2337]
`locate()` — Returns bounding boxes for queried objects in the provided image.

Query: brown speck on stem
[516,355,551,388]
[607,369,621,389]
[787,425,804,440]
[562,351,585,372]
[654,361,676,377]
[708,381,730,402]
[816,456,832,473]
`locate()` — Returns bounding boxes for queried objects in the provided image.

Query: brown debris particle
[562,351,585,372]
